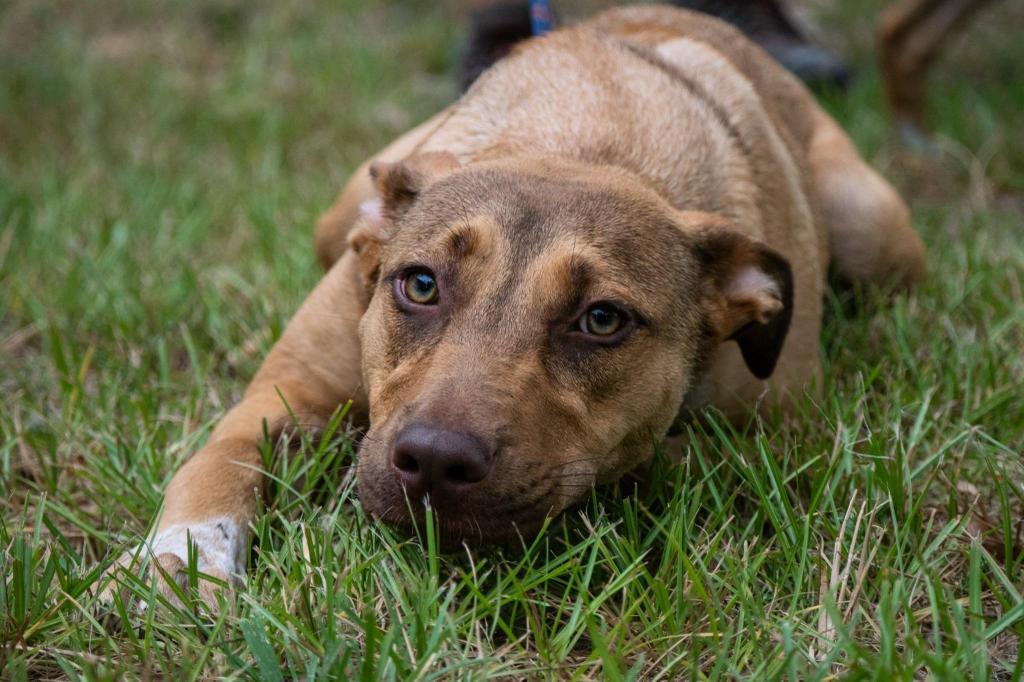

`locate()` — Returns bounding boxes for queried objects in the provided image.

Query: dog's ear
[368,151,460,221]
[346,152,460,300]
[683,214,794,379]
[346,199,388,301]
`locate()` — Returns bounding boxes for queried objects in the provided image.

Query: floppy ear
[345,199,388,302]
[368,151,460,221]
[347,152,460,300]
[689,219,794,380]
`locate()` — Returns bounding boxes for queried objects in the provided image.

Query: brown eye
[402,270,439,305]
[579,304,623,336]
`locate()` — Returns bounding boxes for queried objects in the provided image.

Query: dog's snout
[391,424,494,500]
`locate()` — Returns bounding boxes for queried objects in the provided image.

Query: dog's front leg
[103,251,369,610]
[143,379,340,607]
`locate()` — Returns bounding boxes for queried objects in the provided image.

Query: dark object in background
[460,1,535,90]
[459,0,851,91]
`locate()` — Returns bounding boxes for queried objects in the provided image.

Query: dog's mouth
[354,417,597,546]
[368,497,554,549]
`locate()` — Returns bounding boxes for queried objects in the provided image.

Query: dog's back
[588,6,821,156]
[425,7,824,248]
[315,6,827,272]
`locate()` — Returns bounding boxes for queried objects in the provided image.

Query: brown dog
[104,5,924,607]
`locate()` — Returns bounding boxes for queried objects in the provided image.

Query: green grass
[2,0,1023,678]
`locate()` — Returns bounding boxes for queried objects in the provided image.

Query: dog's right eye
[399,269,439,305]
[570,302,636,345]
[579,304,623,336]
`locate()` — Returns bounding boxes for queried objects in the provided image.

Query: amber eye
[579,304,624,336]
[402,269,439,305]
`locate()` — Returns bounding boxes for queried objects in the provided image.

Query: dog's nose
[391,424,494,501]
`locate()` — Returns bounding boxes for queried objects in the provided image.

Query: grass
[2,0,1023,678]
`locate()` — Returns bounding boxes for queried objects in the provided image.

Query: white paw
[100,517,246,610]
[147,517,247,582]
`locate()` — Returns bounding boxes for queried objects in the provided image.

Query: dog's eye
[579,304,624,336]
[401,269,439,305]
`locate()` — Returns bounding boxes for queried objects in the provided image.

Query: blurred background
[2,2,1023,677]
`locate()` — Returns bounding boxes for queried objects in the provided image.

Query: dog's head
[350,153,792,544]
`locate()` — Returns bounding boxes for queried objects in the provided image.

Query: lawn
[2,0,1023,678]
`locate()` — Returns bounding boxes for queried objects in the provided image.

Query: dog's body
[106,6,924,605]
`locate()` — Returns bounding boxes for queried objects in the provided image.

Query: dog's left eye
[578,303,625,336]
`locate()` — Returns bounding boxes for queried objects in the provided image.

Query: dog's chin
[361,496,552,550]
[390,513,546,551]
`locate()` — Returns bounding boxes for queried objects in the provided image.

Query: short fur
[103,5,925,607]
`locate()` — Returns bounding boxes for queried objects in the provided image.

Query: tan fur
[105,5,925,605]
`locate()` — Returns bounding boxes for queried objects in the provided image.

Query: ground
[1,0,1023,678]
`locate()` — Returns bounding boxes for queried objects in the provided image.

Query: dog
[103,4,925,608]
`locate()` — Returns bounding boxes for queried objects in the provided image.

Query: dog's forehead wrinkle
[407,166,690,274]
[447,214,500,258]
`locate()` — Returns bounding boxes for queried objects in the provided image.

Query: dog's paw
[99,518,246,614]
